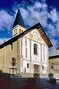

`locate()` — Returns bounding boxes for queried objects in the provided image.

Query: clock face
[33,31,39,41]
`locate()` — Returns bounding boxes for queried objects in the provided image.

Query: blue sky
[0,0,59,48]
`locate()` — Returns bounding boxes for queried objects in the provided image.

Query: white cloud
[18,2,58,46]
[51,39,58,47]
[0,10,14,31]
[19,2,48,27]
[0,10,14,44]
[48,24,57,37]
[34,2,42,9]
[0,0,59,48]
[48,9,58,22]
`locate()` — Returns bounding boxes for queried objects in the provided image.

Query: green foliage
[48,73,54,79]
[33,73,40,78]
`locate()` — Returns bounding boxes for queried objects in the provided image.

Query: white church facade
[0,10,52,77]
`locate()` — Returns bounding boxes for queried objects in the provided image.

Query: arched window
[34,44,37,55]
[42,65,44,70]
[11,57,16,66]
[27,63,29,68]
[51,65,54,69]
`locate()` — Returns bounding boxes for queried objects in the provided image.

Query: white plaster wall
[22,37,26,59]
[22,60,31,73]
[20,37,31,73]
[41,64,48,74]
[26,38,30,60]
[31,40,41,64]
[45,45,48,64]
[20,36,48,74]
[22,37,30,60]
[42,44,46,63]
[45,45,49,73]
[41,45,48,74]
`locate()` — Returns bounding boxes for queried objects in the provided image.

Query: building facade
[49,48,59,78]
[0,10,52,77]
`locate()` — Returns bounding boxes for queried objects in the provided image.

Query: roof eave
[0,23,53,48]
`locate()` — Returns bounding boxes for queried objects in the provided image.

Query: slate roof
[13,9,24,28]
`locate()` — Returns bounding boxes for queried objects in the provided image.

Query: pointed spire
[13,9,24,28]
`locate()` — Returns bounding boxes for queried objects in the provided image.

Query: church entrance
[33,64,40,73]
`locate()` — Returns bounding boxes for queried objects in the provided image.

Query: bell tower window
[14,29,17,36]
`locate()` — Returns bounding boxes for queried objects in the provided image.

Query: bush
[48,73,54,79]
[33,73,40,78]
[0,70,3,74]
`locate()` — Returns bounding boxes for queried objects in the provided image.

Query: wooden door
[34,64,39,73]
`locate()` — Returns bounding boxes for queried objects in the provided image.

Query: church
[0,10,52,77]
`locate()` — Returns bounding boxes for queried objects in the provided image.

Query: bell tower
[12,9,25,37]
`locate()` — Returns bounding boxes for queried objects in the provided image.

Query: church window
[13,29,17,36]
[42,66,44,70]
[34,44,37,55]
[19,29,23,33]
[14,29,17,35]
[51,65,54,69]
[27,63,29,68]
[11,57,16,66]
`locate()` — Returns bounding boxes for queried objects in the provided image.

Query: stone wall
[49,57,59,78]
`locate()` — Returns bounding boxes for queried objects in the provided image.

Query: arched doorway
[34,64,40,73]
